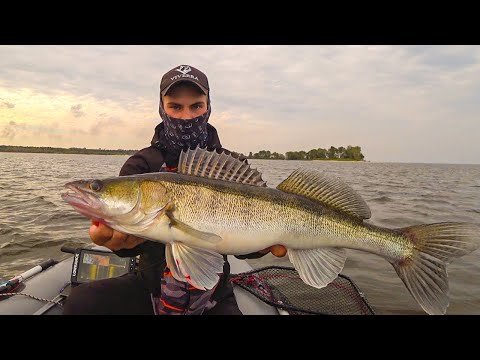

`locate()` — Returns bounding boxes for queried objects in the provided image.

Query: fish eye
[89,180,103,192]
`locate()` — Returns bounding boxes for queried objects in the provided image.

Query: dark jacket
[113,122,264,299]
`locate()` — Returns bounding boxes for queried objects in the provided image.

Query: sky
[0,45,479,164]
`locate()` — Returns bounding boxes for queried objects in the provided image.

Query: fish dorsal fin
[178,146,267,187]
[277,168,371,220]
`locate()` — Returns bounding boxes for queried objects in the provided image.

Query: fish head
[62,177,172,228]
[62,177,141,221]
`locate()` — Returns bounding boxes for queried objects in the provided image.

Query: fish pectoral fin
[165,243,187,283]
[167,242,225,291]
[166,212,222,244]
[288,247,347,288]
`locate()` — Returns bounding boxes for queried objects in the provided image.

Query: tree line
[0,145,137,155]
[0,145,365,160]
[248,146,365,161]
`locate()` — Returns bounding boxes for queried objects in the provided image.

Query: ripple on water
[369,195,394,204]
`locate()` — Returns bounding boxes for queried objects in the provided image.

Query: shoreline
[248,158,365,162]
[0,149,365,160]
[0,150,134,156]
[1,146,364,160]
[0,146,136,156]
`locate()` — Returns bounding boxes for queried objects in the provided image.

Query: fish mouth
[61,183,104,219]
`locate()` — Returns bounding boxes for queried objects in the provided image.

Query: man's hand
[89,220,146,251]
[259,245,287,257]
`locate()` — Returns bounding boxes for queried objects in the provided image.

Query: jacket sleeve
[234,252,270,260]
[119,151,151,176]
[114,241,161,258]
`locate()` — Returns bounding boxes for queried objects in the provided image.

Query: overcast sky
[0,45,479,164]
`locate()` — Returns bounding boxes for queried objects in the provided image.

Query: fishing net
[229,266,375,315]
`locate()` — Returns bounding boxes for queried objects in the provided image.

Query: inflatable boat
[0,245,375,315]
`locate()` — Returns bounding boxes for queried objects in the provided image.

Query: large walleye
[62,146,479,315]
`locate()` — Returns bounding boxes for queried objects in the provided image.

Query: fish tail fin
[392,222,479,315]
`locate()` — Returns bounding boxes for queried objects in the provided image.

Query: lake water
[1,152,479,314]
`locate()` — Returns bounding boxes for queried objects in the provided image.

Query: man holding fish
[63,64,286,315]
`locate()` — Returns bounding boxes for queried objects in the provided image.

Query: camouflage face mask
[159,104,211,154]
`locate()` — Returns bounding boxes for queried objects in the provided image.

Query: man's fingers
[89,222,113,246]
[88,221,145,251]
[123,235,146,249]
[271,245,287,257]
[108,231,146,251]
[258,245,288,257]
[105,231,128,251]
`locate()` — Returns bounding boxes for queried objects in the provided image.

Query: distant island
[0,144,365,161]
[0,145,137,155]
[247,146,365,161]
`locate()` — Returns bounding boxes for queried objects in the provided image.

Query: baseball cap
[160,64,209,96]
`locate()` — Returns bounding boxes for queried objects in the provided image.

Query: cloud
[1,45,480,163]
[1,101,15,108]
[87,117,125,135]
[70,104,84,117]
[1,121,26,139]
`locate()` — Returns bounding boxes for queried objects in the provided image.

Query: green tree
[316,148,327,159]
[307,149,318,160]
[271,152,285,160]
[286,151,307,160]
[328,146,337,159]
[345,145,364,160]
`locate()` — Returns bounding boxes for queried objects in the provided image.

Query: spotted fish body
[146,172,406,258]
[62,147,479,315]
